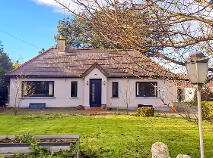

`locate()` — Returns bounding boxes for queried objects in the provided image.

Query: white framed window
[22,81,54,97]
[112,82,119,98]
[71,81,78,97]
[136,82,157,97]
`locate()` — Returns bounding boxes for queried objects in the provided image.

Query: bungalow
[6,37,182,110]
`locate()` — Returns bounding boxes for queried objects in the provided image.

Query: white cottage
[6,38,182,110]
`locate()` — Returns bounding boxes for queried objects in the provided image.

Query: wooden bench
[0,134,80,158]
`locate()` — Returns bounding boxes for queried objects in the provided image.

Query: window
[112,82,119,98]
[22,81,54,97]
[177,88,185,102]
[136,82,157,97]
[71,81,78,97]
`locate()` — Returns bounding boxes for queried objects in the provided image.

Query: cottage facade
[6,38,180,110]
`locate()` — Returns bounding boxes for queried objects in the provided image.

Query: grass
[0,113,212,158]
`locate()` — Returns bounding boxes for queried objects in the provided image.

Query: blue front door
[90,79,102,107]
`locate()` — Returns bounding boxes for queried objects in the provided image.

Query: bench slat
[0,142,74,147]
[0,134,80,140]
[0,146,71,154]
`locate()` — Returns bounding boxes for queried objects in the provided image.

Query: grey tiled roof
[6,48,182,79]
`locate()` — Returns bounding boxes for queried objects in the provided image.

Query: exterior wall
[8,68,108,108]
[9,78,84,108]
[8,71,177,110]
[107,78,177,110]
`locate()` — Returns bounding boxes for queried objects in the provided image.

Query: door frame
[89,79,102,107]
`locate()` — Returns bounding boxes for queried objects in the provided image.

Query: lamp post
[186,52,209,158]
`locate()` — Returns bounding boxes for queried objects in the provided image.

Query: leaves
[0,41,13,76]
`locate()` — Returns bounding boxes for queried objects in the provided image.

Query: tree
[57,4,169,54]
[57,16,124,48]
[12,60,20,69]
[54,0,213,72]
[0,41,13,76]
[0,41,19,108]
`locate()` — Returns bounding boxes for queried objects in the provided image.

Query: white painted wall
[9,70,177,110]
[107,79,177,110]
[9,78,84,108]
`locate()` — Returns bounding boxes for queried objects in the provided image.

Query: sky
[0,0,69,63]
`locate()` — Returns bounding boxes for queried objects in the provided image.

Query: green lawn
[0,113,212,158]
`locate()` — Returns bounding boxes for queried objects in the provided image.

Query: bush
[136,107,154,117]
[202,101,213,122]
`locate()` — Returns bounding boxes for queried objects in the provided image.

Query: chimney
[57,35,66,52]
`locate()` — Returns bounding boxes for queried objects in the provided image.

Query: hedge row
[136,107,154,117]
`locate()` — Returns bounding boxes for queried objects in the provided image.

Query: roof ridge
[66,47,134,51]
[5,47,54,76]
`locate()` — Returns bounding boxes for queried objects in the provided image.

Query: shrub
[136,107,154,117]
[13,142,79,158]
[15,134,37,143]
[202,101,213,122]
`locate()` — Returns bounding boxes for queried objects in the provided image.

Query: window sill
[20,97,56,99]
[111,97,119,99]
[70,97,79,99]
[135,97,158,99]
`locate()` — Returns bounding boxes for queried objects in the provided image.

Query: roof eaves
[6,74,81,79]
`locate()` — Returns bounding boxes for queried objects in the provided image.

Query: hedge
[201,101,213,121]
[136,107,154,117]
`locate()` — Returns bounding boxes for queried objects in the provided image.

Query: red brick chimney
[57,35,66,52]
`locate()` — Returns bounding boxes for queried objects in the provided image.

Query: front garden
[0,112,212,158]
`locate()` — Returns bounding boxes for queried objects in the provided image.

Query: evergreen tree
[0,41,13,76]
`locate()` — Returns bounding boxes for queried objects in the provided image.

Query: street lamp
[186,52,209,158]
